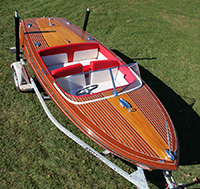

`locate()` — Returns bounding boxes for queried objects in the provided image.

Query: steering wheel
[76,84,98,96]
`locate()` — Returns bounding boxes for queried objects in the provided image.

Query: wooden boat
[12,13,179,172]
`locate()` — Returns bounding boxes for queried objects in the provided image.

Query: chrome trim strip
[87,36,94,41]
[66,20,71,25]
[41,68,49,75]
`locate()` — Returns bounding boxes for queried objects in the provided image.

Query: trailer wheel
[12,68,20,92]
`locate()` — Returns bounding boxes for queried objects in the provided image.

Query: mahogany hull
[19,17,179,171]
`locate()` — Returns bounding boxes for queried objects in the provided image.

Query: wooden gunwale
[20,17,178,171]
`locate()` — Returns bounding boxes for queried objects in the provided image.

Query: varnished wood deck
[37,18,86,46]
[105,93,169,159]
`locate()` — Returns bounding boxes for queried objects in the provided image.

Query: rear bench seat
[41,53,67,71]
[38,43,107,72]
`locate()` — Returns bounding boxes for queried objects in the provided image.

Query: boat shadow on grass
[113,49,200,188]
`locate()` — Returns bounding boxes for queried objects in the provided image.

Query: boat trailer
[9,10,187,189]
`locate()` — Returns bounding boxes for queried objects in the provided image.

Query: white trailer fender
[10,61,24,90]
[10,60,33,92]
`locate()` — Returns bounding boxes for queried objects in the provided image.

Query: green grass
[1,0,200,188]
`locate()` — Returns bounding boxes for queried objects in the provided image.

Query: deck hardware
[87,36,94,41]
[27,23,32,27]
[35,42,41,47]
[119,98,132,112]
[66,20,71,25]
[165,149,175,161]
[65,39,70,44]
[49,22,54,26]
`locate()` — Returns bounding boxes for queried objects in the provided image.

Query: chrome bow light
[119,98,132,112]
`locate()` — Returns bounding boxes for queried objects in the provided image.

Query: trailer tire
[12,68,20,92]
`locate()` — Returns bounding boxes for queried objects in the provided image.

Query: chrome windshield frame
[53,63,142,104]
[109,68,118,97]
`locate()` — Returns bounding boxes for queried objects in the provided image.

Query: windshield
[54,63,142,104]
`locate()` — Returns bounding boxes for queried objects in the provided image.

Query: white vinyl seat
[89,60,119,83]
[89,60,119,93]
[52,63,86,95]
[42,53,68,71]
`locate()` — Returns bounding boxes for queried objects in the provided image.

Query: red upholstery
[37,43,99,62]
[119,66,136,83]
[51,63,83,78]
[90,60,119,71]
[83,65,90,72]
[98,44,117,60]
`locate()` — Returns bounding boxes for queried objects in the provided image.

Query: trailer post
[14,10,20,61]
[83,8,90,31]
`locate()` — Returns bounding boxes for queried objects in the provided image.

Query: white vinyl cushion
[42,53,68,66]
[90,68,118,85]
[74,49,98,62]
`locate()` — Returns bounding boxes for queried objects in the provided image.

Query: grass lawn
[1,0,200,188]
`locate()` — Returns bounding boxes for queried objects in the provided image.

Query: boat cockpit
[37,43,142,104]
[53,62,142,104]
